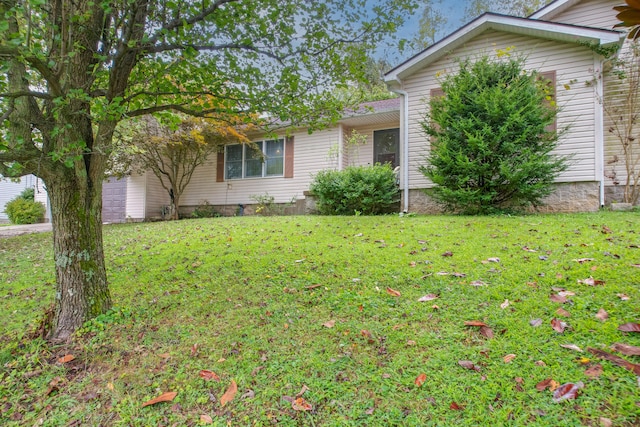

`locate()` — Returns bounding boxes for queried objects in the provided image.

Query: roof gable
[385,12,623,84]
[529,0,582,20]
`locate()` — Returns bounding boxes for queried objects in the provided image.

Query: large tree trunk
[46,173,111,341]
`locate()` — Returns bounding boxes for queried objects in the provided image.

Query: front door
[373,128,400,168]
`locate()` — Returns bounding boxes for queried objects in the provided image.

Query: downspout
[594,55,606,207]
[337,123,344,170]
[390,82,410,212]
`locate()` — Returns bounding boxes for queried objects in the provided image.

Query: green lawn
[1,213,639,426]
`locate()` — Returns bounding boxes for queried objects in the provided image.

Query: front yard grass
[0,212,639,426]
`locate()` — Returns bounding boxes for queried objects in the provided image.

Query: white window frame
[224,139,284,180]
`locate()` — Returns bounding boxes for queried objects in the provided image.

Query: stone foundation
[604,185,638,206]
[405,182,602,214]
[180,198,307,218]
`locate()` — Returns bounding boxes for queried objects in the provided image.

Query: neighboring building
[37,0,640,220]
[0,175,39,223]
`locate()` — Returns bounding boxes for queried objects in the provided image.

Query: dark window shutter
[216,151,225,182]
[539,71,557,133]
[284,136,294,178]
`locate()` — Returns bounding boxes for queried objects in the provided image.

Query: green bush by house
[4,188,45,224]
[310,164,400,215]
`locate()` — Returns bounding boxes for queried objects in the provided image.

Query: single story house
[35,0,636,221]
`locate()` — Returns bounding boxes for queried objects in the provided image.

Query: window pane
[244,144,263,177]
[266,158,283,176]
[226,144,242,162]
[265,139,284,157]
[225,145,243,179]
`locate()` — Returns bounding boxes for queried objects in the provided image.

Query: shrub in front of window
[419,55,568,214]
[4,188,45,224]
[310,164,400,215]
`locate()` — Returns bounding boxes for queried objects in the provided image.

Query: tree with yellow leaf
[117,116,247,220]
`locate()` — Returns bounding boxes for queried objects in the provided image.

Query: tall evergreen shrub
[419,56,568,214]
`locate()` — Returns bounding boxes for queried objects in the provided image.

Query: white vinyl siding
[0,175,37,222]
[402,29,600,190]
[545,0,619,29]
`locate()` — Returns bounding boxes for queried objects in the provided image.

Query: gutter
[389,81,410,212]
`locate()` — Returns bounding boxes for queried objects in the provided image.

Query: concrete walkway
[0,222,53,238]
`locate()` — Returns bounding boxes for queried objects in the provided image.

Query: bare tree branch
[0,91,53,100]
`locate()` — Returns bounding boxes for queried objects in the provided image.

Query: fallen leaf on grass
[199,370,221,381]
[618,323,640,333]
[220,380,237,407]
[464,320,488,327]
[323,320,336,328]
[587,348,640,375]
[612,343,640,356]
[556,308,571,317]
[418,294,438,302]
[553,382,584,402]
[596,309,608,321]
[479,326,494,339]
[442,251,453,257]
[449,402,464,410]
[560,344,583,352]
[469,280,487,287]
[584,364,603,378]
[535,378,559,391]
[200,414,213,424]
[549,294,568,303]
[487,257,501,263]
[530,318,543,327]
[142,391,177,407]
[57,354,75,364]
[458,360,481,371]
[500,299,510,309]
[574,258,594,264]
[305,284,322,290]
[292,397,313,411]
[503,354,516,363]
[386,287,401,297]
[360,329,372,338]
[415,373,427,387]
[617,293,630,301]
[577,277,605,286]
[551,318,567,333]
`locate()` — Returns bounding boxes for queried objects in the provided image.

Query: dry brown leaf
[617,293,630,300]
[442,251,453,257]
[449,401,464,410]
[141,391,178,408]
[199,370,221,381]
[360,329,372,338]
[574,258,594,264]
[323,320,336,328]
[464,320,488,327]
[415,373,427,387]
[292,397,313,411]
[57,354,75,364]
[584,364,603,378]
[577,277,605,286]
[612,343,640,356]
[530,318,543,327]
[200,414,213,424]
[500,299,510,309]
[553,382,584,402]
[386,287,401,297]
[556,308,571,317]
[458,360,481,371]
[587,348,640,375]
[557,290,575,297]
[618,322,640,332]
[487,257,501,263]
[549,294,567,303]
[469,280,486,287]
[551,318,567,333]
[560,344,583,352]
[220,380,237,407]
[503,354,516,363]
[479,326,494,339]
[600,417,613,427]
[418,294,438,302]
[535,378,555,391]
[595,308,608,321]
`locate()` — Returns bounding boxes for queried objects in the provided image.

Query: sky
[375,0,471,64]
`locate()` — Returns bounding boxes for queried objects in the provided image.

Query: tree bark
[46,172,111,341]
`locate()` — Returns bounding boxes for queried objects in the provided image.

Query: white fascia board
[529,0,580,20]
[385,13,624,83]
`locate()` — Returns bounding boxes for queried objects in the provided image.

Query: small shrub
[310,164,400,215]
[191,200,221,218]
[4,189,45,224]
